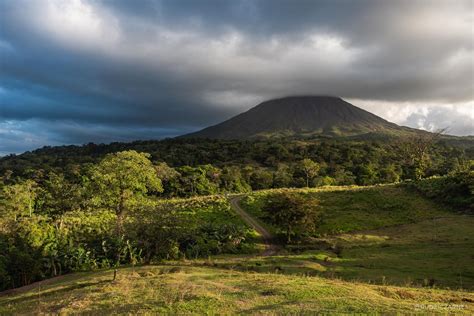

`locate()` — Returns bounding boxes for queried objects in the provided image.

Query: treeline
[2,151,470,199]
[1,137,471,194]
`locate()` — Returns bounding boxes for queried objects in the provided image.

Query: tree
[155,162,180,196]
[155,162,179,183]
[37,172,82,218]
[400,129,445,180]
[273,163,293,188]
[379,164,401,183]
[203,164,222,191]
[177,165,218,196]
[314,176,336,187]
[250,168,273,190]
[354,163,377,185]
[1,170,13,184]
[263,192,319,243]
[301,158,320,187]
[0,180,37,221]
[241,165,254,185]
[90,151,163,234]
[333,167,356,185]
[221,166,250,192]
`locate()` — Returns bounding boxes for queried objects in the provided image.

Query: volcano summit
[183,96,409,139]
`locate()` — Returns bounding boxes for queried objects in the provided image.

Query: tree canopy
[263,192,320,243]
[90,150,163,233]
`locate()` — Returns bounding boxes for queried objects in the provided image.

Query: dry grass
[1,265,473,314]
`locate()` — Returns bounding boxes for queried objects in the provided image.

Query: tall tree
[263,192,319,243]
[221,166,250,192]
[301,158,320,187]
[177,165,218,196]
[400,129,445,180]
[90,151,163,234]
[0,180,37,221]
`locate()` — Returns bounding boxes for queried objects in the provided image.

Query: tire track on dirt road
[229,196,278,256]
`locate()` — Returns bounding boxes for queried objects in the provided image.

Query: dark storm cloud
[0,0,472,154]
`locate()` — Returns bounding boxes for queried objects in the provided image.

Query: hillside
[239,185,474,289]
[182,96,414,139]
[2,184,474,314]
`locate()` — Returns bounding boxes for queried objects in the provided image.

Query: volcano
[182,96,410,139]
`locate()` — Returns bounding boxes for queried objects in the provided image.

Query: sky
[0,0,473,155]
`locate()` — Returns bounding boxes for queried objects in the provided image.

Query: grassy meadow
[191,216,474,290]
[1,183,473,314]
[239,185,474,289]
[240,184,454,235]
[1,264,473,314]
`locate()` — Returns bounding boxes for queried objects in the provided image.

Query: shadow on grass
[1,279,111,305]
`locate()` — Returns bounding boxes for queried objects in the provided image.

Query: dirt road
[229,196,278,256]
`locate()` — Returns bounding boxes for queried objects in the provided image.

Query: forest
[0,135,473,291]
[1,135,472,190]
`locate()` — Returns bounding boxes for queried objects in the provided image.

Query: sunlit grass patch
[2,265,473,314]
[241,184,454,237]
[240,185,474,290]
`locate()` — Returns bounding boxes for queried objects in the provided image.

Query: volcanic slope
[183,96,413,139]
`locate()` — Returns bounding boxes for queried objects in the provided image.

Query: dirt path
[229,196,278,256]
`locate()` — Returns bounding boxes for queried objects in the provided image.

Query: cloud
[348,99,474,135]
[0,118,192,156]
[0,0,472,154]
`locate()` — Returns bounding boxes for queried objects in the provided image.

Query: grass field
[2,184,473,314]
[240,184,454,236]
[238,185,474,290]
[1,264,473,314]
[194,216,474,290]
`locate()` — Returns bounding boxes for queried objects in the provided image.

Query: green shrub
[0,196,255,291]
[408,171,473,212]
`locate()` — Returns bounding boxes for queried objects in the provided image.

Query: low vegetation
[1,264,473,314]
[238,184,474,291]
[409,171,473,212]
[241,184,454,237]
[199,215,474,289]
[0,171,256,291]
[1,135,472,313]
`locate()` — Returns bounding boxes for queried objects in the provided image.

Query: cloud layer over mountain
[1,0,473,154]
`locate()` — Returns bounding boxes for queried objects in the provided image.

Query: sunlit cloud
[349,99,474,135]
[0,0,472,155]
